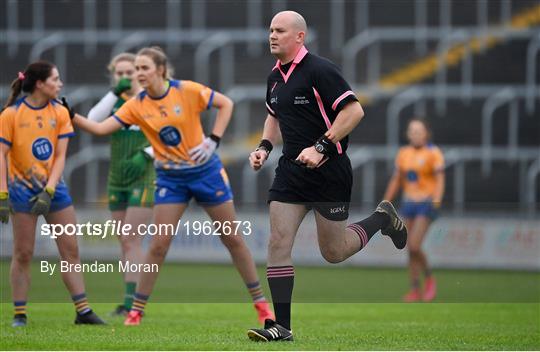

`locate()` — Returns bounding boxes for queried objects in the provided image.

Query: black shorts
[268,154,353,221]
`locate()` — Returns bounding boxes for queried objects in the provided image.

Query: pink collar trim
[273,45,309,70]
[272,46,309,83]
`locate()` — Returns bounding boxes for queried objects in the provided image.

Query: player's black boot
[75,310,106,325]
[110,304,129,317]
[248,319,293,342]
[376,200,407,249]
[12,314,27,327]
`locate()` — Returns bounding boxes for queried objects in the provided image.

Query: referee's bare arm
[324,100,364,143]
[296,100,363,168]
[261,114,281,146]
[249,114,281,171]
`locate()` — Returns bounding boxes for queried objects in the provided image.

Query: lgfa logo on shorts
[32,138,53,161]
[158,188,167,198]
[330,206,346,214]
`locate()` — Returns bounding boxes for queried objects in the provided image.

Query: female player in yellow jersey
[0,61,105,326]
[383,118,445,302]
[71,46,274,325]
[88,53,155,316]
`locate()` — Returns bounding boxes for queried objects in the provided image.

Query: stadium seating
[0,0,538,211]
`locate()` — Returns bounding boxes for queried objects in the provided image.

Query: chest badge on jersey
[50,118,57,128]
[36,116,44,129]
[173,105,181,116]
[158,105,168,118]
[406,170,419,182]
[32,138,53,161]
[159,126,182,146]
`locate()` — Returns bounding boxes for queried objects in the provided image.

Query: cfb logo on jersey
[31,138,53,161]
[159,126,182,146]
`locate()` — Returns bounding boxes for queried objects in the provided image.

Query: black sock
[267,266,294,330]
[347,212,390,249]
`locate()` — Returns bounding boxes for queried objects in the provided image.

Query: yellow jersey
[0,97,74,190]
[113,80,214,170]
[395,144,444,201]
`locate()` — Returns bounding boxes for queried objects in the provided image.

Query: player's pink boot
[124,310,143,326]
[254,301,275,324]
[422,277,437,302]
[403,289,422,302]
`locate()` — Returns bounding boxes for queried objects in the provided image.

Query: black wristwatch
[314,136,332,156]
[314,141,326,154]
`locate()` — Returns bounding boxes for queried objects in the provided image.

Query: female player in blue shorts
[0,61,105,326]
[70,46,274,325]
[383,118,445,302]
[88,53,155,315]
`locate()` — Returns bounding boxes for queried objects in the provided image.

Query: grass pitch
[1,262,539,350]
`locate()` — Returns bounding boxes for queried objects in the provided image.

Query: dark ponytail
[2,61,56,111]
[3,78,23,112]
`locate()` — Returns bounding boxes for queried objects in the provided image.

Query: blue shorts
[154,154,233,206]
[9,181,73,213]
[401,199,438,220]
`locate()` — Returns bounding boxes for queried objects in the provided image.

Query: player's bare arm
[433,170,445,208]
[210,92,234,138]
[189,91,234,164]
[72,114,124,136]
[383,169,402,202]
[0,143,9,193]
[45,138,69,190]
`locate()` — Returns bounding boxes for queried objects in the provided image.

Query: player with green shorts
[106,97,155,212]
[88,53,155,315]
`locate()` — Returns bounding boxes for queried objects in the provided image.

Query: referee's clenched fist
[249,138,273,171]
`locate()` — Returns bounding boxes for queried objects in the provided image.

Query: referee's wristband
[209,134,221,148]
[256,139,273,155]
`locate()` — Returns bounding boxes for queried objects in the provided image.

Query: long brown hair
[3,61,56,111]
[136,46,174,79]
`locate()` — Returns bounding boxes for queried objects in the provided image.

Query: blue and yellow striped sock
[14,301,27,317]
[72,293,91,315]
[131,293,149,314]
[246,281,266,303]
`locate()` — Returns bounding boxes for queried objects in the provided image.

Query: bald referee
[247,11,408,342]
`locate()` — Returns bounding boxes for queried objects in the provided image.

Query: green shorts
[108,185,154,211]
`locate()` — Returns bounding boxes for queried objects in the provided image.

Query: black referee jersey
[265,46,360,221]
[265,46,359,160]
